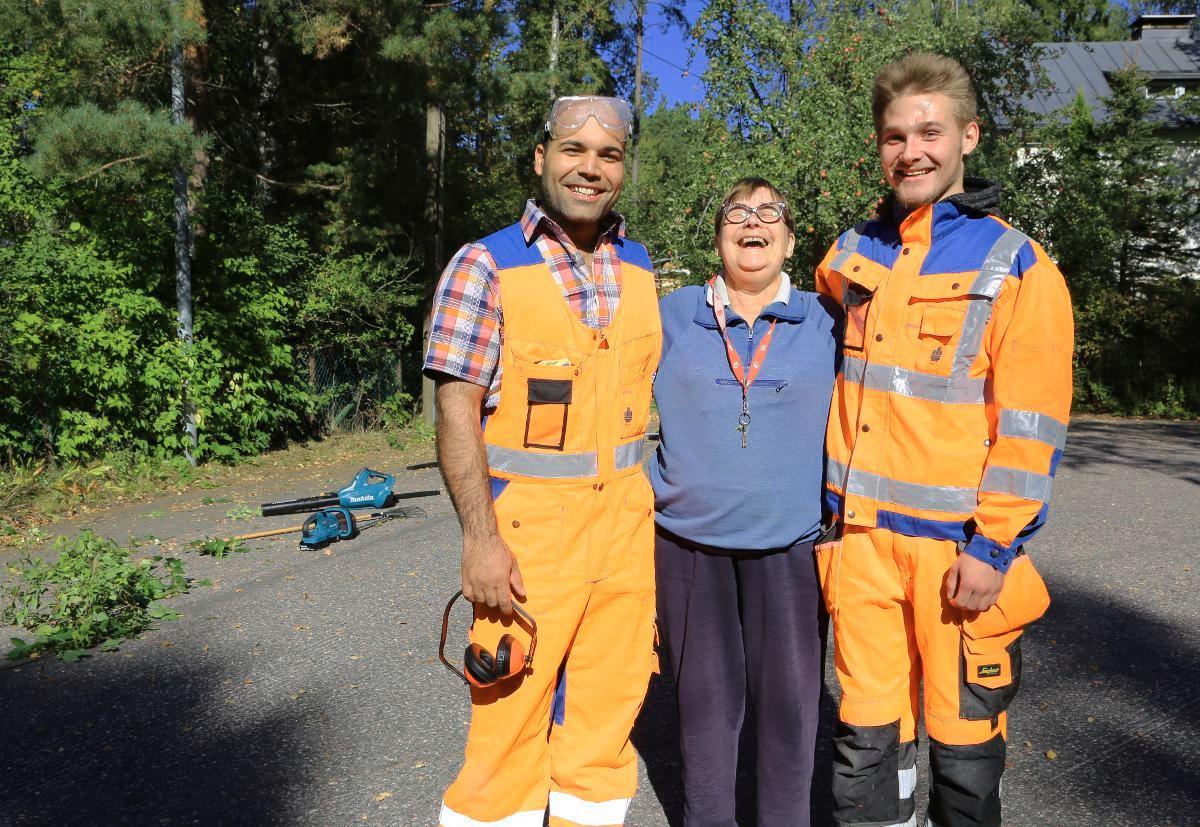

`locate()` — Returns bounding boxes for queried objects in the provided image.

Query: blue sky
[637,0,708,109]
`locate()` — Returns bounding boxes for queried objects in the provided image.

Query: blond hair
[872,53,978,131]
[714,177,795,235]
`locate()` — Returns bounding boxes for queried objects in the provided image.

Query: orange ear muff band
[438,590,538,687]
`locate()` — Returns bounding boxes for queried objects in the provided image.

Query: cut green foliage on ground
[190,538,248,559]
[2,530,201,662]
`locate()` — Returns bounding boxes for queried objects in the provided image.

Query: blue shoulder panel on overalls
[613,236,653,271]
[479,222,543,270]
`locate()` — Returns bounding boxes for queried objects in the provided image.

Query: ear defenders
[438,590,538,688]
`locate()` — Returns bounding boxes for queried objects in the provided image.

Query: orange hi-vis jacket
[816,192,1073,572]
[479,223,661,485]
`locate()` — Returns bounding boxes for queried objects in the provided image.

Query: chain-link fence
[307,346,420,432]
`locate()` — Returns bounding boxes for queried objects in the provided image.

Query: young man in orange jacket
[815,53,1073,827]
[425,96,661,827]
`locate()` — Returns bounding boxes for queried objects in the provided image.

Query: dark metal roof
[1019,34,1200,128]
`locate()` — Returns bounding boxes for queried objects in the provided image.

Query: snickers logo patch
[977,664,1002,678]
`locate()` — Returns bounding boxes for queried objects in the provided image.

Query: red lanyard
[709,276,778,391]
[709,276,778,447]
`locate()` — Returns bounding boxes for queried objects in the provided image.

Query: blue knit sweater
[650,281,840,552]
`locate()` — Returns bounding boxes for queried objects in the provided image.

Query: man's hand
[461,532,526,616]
[946,551,1005,612]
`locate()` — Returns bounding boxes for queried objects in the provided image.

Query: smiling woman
[650,177,840,826]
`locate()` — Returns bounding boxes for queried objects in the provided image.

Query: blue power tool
[261,468,438,517]
[299,507,358,550]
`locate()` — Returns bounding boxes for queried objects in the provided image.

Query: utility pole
[171,0,197,465]
[632,0,644,194]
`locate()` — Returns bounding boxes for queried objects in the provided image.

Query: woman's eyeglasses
[722,202,789,225]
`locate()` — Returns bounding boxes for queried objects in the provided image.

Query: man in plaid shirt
[426,97,662,827]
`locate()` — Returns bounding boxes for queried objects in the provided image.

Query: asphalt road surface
[1,418,1197,826]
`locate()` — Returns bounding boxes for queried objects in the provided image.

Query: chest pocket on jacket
[831,253,887,352]
[511,349,581,451]
[907,277,997,376]
[618,333,660,440]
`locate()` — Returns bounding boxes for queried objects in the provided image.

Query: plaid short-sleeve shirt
[423,200,626,410]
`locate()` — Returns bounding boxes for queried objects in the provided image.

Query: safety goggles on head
[721,201,789,226]
[545,95,634,140]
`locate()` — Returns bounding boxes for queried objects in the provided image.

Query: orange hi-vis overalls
[439,222,662,827]
[815,189,1072,827]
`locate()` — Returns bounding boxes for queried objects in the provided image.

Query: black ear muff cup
[494,635,512,677]
[464,644,497,688]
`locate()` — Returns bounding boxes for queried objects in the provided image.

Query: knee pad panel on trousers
[832,721,915,826]
[928,734,1005,827]
[960,636,1022,721]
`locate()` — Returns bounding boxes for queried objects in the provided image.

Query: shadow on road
[0,655,302,826]
[1019,578,1200,820]
[1060,419,1200,485]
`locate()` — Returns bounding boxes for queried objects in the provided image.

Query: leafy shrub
[2,531,194,661]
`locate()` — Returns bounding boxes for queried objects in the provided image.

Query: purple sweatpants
[655,528,825,827]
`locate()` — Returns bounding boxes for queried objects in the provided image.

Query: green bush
[2,531,195,661]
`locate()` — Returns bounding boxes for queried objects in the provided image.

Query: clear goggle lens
[723,202,787,225]
[546,96,634,138]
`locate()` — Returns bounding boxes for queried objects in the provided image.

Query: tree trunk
[171,3,197,466]
[421,100,446,425]
[253,6,279,209]
[307,351,318,432]
[548,4,560,102]
[183,1,210,235]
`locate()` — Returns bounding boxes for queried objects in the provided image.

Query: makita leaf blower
[260,468,439,517]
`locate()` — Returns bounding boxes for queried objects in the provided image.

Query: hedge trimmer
[234,503,431,549]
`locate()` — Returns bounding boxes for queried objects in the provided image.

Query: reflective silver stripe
[998,408,1068,450]
[825,455,850,490]
[487,445,598,478]
[827,459,977,514]
[899,765,917,799]
[547,792,631,826]
[614,438,646,471]
[843,355,985,405]
[971,227,1030,299]
[439,803,545,827]
[950,228,1030,384]
[829,226,863,272]
[980,464,1053,503]
[899,740,917,799]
